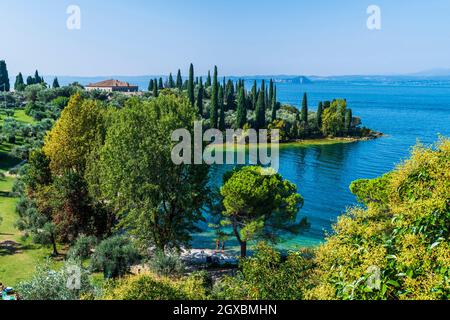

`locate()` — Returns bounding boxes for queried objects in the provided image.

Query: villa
[85,79,139,93]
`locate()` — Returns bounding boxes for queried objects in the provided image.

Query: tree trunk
[232,216,247,258]
[51,235,59,257]
[240,241,247,258]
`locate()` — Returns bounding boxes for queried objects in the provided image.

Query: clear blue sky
[1,0,450,77]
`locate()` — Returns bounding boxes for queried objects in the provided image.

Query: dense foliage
[307,139,450,300]
[213,243,314,300]
[96,94,210,252]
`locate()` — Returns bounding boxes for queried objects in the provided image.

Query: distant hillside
[407,68,450,77]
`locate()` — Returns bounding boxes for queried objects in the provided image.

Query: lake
[192,78,450,250]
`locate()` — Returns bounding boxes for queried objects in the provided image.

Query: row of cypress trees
[147,64,281,130]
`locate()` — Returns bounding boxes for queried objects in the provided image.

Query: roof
[86,79,138,88]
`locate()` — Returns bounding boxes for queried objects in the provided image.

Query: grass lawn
[0,110,60,287]
[0,109,34,126]
[0,176,59,286]
[12,109,34,124]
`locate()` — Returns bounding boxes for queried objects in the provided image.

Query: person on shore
[215,239,220,251]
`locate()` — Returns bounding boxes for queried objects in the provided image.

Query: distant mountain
[407,68,450,77]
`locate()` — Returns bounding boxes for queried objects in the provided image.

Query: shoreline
[206,131,384,151]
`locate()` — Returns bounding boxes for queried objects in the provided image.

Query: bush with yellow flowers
[306,138,450,300]
[97,271,211,300]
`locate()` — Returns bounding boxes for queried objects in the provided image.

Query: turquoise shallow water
[192,79,450,251]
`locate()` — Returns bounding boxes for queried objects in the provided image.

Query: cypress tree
[153,79,158,97]
[251,80,257,110]
[218,85,225,131]
[206,70,211,88]
[197,80,204,116]
[14,72,25,91]
[301,92,308,124]
[52,77,60,88]
[316,102,323,130]
[236,86,247,128]
[345,108,353,134]
[210,66,219,128]
[34,70,42,84]
[269,79,274,107]
[168,73,175,88]
[27,76,34,85]
[176,69,183,89]
[271,86,278,121]
[188,63,195,106]
[255,80,266,129]
[225,79,235,110]
[158,77,163,89]
[148,79,154,92]
[0,60,10,91]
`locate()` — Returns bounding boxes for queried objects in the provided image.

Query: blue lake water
[193,79,450,250]
[57,76,450,250]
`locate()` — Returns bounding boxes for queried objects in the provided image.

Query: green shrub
[90,236,140,279]
[99,271,210,300]
[67,235,98,260]
[149,251,185,277]
[16,259,93,300]
[212,243,314,300]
